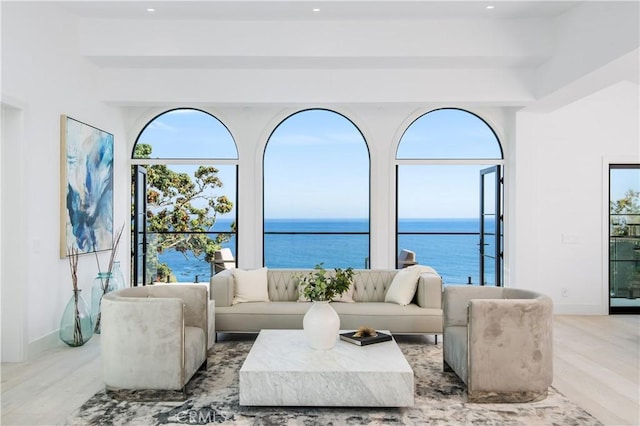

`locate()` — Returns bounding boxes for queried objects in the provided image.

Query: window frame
[130,108,239,285]
[262,108,372,269]
[395,108,504,283]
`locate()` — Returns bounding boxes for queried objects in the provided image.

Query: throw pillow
[384,266,421,306]
[232,267,269,304]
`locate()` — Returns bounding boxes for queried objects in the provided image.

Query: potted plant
[297,263,355,302]
[296,263,355,349]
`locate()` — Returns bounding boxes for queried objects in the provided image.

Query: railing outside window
[397,230,486,285]
[146,230,236,284]
[264,219,370,269]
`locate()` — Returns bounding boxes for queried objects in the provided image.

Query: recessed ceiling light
[486,5,495,10]
[313,8,320,12]
[147,8,155,13]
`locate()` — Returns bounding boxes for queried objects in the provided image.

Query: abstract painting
[60,115,113,257]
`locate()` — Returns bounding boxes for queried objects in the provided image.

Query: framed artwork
[60,115,114,257]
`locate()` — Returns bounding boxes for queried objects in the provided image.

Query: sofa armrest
[443,285,504,327]
[467,298,553,395]
[416,272,443,309]
[210,269,234,307]
[101,297,185,390]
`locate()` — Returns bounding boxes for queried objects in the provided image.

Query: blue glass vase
[91,272,115,334]
[110,261,126,290]
[59,290,93,347]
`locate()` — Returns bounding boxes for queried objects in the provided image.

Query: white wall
[513,81,640,314]
[1,3,127,360]
[1,101,27,362]
[537,1,639,99]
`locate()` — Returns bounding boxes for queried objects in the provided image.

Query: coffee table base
[239,330,414,407]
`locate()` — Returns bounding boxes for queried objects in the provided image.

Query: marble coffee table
[239,329,414,407]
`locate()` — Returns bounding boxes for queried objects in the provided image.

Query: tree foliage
[611,189,640,236]
[135,143,234,280]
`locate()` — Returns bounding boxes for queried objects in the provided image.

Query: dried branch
[67,246,79,291]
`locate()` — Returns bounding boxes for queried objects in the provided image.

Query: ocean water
[156,218,493,284]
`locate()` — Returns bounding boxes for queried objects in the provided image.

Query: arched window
[264,109,370,268]
[131,108,238,285]
[396,108,503,285]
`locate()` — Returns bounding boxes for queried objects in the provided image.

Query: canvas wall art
[60,115,114,257]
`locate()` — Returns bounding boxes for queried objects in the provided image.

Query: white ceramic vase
[303,301,340,350]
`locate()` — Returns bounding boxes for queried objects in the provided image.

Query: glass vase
[59,289,93,347]
[91,272,115,334]
[110,261,126,290]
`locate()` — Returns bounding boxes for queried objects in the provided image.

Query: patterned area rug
[66,334,601,425]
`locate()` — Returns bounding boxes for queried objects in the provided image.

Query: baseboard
[27,330,63,360]
[553,304,606,315]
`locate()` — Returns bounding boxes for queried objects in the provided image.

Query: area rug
[66,335,601,425]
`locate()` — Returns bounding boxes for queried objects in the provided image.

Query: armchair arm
[101,297,185,390]
[416,271,443,309]
[210,269,234,307]
[147,285,207,329]
[443,285,504,327]
[467,298,553,396]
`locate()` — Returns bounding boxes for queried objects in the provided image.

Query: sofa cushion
[216,301,311,331]
[352,270,397,302]
[384,266,420,305]
[233,267,269,304]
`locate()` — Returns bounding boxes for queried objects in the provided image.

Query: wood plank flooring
[1,315,638,425]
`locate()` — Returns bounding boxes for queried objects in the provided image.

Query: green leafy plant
[134,143,234,281]
[296,263,355,302]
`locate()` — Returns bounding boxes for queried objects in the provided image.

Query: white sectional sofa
[210,267,443,340]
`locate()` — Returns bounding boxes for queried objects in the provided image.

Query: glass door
[479,166,503,286]
[609,164,640,314]
[132,165,147,286]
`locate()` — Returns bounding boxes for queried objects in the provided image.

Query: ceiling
[56,0,582,21]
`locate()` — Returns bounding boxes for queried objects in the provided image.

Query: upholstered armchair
[101,285,208,398]
[443,285,553,403]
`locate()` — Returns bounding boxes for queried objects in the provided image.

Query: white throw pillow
[384,266,421,306]
[232,267,269,304]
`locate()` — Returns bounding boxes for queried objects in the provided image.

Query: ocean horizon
[156,217,493,285]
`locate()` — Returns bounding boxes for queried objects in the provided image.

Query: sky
[135,108,505,220]
[610,168,640,206]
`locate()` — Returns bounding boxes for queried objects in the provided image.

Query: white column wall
[1,102,27,362]
[1,4,127,359]
[513,81,640,314]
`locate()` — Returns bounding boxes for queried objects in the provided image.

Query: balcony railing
[264,231,370,269]
[397,231,487,285]
[146,230,236,283]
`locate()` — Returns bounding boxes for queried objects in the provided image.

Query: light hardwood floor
[1,315,639,425]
